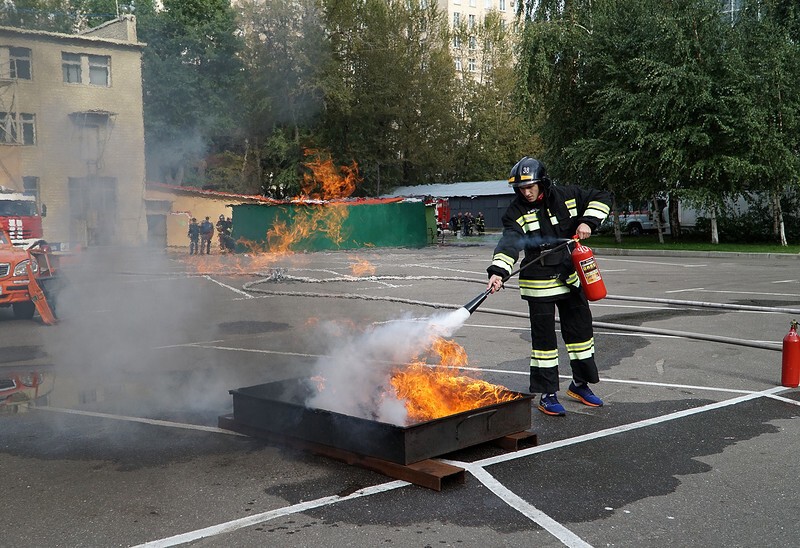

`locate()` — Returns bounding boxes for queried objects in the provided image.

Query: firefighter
[200,216,214,254]
[216,214,229,251]
[449,213,460,234]
[188,218,200,255]
[475,212,485,235]
[486,157,612,416]
[462,212,473,236]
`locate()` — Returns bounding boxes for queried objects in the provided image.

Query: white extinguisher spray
[571,237,607,301]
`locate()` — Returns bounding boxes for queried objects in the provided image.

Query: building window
[499,0,506,10]
[455,59,463,72]
[469,36,477,51]
[468,58,476,72]
[453,12,460,26]
[468,14,476,30]
[62,52,110,87]
[0,112,35,145]
[469,0,476,7]
[62,52,81,83]
[22,176,39,204]
[9,47,32,80]
[88,55,110,86]
[453,35,461,48]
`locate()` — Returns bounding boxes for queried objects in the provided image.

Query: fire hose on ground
[242,255,790,353]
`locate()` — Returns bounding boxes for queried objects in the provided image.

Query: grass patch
[590,234,800,254]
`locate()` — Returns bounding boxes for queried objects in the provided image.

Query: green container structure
[230,199,432,251]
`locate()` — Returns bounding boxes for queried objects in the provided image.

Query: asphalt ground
[2,237,800,547]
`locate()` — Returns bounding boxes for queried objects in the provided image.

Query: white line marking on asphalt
[181,345,323,358]
[131,480,410,548]
[474,386,786,468]
[465,465,592,548]
[203,275,254,298]
[665,287,705,293]
[448,364,757,394]
[599,258,706,268]
[772,280,798,284]
[37,407,246,436]
[665,288,800,298]
[764,393,800,406]
[41,383,789,548]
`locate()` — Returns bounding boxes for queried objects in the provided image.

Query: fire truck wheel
[12,301,36,320]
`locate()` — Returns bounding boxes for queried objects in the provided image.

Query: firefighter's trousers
[528,290,599,394]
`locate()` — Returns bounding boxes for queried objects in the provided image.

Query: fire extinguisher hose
[462,237,575,314]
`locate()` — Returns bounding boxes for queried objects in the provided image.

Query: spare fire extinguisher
[571,237,607,301]
[782,319,800,388]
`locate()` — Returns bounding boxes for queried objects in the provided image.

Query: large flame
[183,150,363,273]
[299,149,360,201]
[390,337,521,423]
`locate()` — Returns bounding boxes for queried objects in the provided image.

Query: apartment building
[437,0,518,78]
[0,15,147,248]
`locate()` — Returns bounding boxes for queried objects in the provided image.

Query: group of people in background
[188,214,233,254]
[448,211,485,237]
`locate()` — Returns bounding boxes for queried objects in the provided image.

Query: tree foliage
[519,0,800,244]
[10,0,800,243]
[138,0,244,186]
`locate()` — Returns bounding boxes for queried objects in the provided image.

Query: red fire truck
[0,189,43,247]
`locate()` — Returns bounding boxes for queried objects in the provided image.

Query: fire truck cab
[0,189,43,248]
[0,228,59,320]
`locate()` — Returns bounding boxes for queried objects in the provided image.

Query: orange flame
[390,337,520,423]
[299,149,361,201]
[182,151,362,273]
[350,257,376,277]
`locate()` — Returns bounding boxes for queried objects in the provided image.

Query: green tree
[451,11,539,181]
[520,0,750,244]
[138,0,244,187]
[0,1,152,33]
[235,0,328,198]
[727,0,800,245]
[320,0,459,193]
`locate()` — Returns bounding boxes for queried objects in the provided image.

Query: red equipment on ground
[571,237,607,301]
[781,320,800,388]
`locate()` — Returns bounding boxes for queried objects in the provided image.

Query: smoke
[39,247,236,421]
[305,307,471,425]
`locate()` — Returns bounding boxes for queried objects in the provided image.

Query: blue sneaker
[538,393,566,416]
[567,382,603,407]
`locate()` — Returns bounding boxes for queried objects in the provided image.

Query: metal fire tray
[229,377,533,465]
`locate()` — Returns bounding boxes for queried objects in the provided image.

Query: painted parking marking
[475,386,785,468]
[599,257,707,268]
[42,384,789,548]
[466,464,591,548]
[666,287,800,298]
[37,407,246,436]
[131,481,409,548]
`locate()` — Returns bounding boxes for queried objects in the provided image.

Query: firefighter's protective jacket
[488,183,612,301]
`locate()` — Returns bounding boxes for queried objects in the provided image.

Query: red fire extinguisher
[571,237,607,301]
[781,319,800,388]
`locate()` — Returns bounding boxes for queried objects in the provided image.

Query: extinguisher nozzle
[463,289,491,315]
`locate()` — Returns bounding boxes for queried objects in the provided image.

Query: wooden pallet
[218,414,536,491]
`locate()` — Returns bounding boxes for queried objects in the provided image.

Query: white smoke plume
[306,307,470,425]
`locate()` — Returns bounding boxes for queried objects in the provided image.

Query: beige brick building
[437,0,518,78]
[0,16,147,248]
